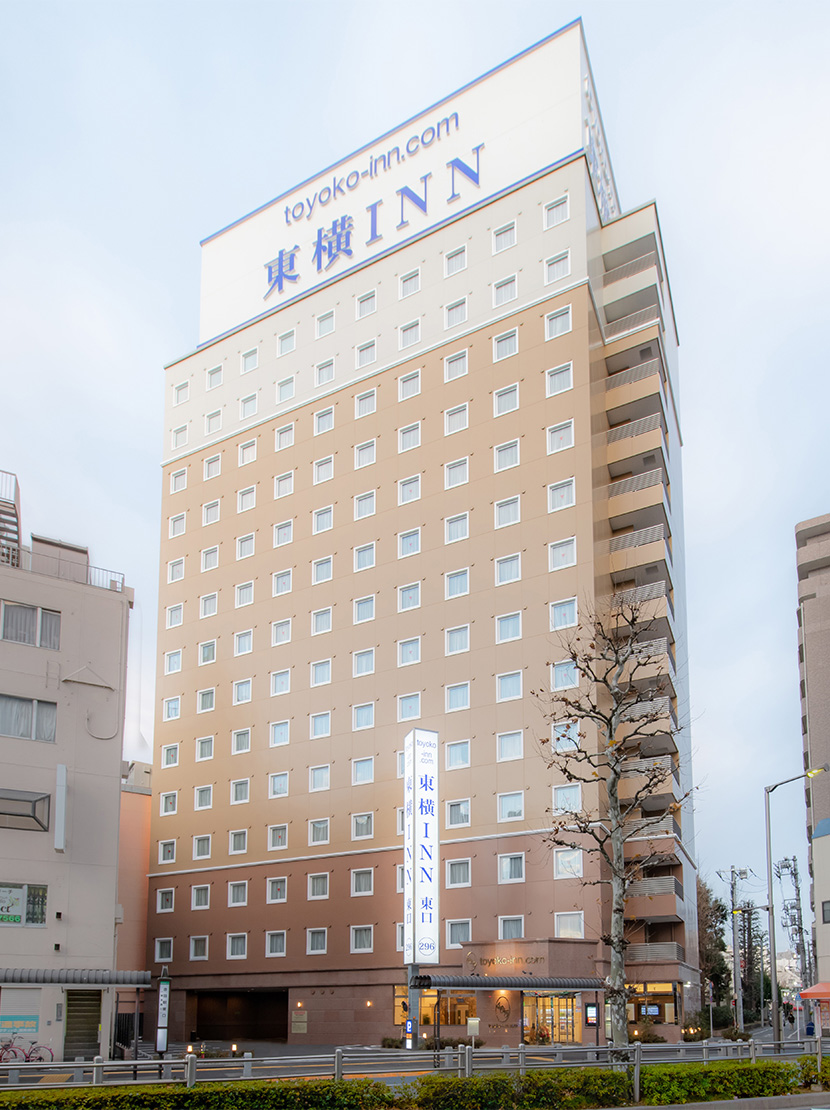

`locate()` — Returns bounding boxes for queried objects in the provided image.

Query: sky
[3,0,830,947]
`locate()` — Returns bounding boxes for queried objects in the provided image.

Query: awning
[0,969,152,985]
[799,982,830,999]
[411,975,605,991]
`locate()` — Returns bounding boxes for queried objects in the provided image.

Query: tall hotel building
[149,21,697,1045]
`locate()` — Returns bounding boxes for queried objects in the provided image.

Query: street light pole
[766,764,828,1045]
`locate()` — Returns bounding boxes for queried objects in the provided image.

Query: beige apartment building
[0,471,146,1061]
[148,20,698,1046]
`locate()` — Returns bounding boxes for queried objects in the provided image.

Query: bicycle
[0,1031,53,1062]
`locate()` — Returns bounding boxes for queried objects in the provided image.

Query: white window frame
[355,388,376,418]
[493,274,517,307]
[445,298,467,329]
[356,290,376,318]
[314,407,334,436]
[444,350,468,381]
[496,611,522,643]
[398,474,421,504]
[399,319,420,349]
[544,194,570,228]
[497,730,523,762]
[446,798,471,828]
[546,362,574,396]
[493,330,518,361]
[493,221,516,254]
[445,624,470,655]
[545,249,571,284]
[549,536,577,570]
[495,496,520,529]
[547,419,575,455]
[548,479,576,513]
[444,403,468,436]
[311,608,332,635]
[445,513,469,544]
[498,790,525,822]
[545,305,572,341]
[498,852,526,883]
[444,245,466,276]
[444,457,468,489]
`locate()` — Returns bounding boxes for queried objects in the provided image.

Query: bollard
[457,1046,463,1077]
[817,1034,823,1074]
[702,1039,709,1065]
[464,1043,473,1078]
[749,1039,756,1064]
[73,1056,84,1084]
[185,1052,197,1088]
[518,1042,526,1076]
[8,1069,19,1086]
[633,1040,642,1104]
[501,1044,511,1067]
[443,1046,452,1070]
[242,1051,252,1079]
[93,1055,104,1085]
[334,1048,343,1081]
[161,1053,172,1081]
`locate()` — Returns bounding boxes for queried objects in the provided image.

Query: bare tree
[534,599,685,1053]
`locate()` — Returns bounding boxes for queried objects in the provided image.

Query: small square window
[549,479,576,512]
[398,475,421,504]
[267,877,287,903]
[200,593,218,618]
[398,528,420,558]
[357,290,376,318]
[352,812,373,839]
[400,320,420,348]
[548,420,575,454]
[315,360,334,387]
[398,692,420,721]
[269,824,288,850]
[400,270,420,298]
[549,536,577,570]
[445,350,467,381]
[551,598,578,630]
[194,785,212,811]
[554,847,583,879]
[316,310,334,338]
[160,790,178,814]
[313,456,334,483]
[230,780,249,806]
[397,371,421,404]
[496,554,521,585]
[354,542,375,572]
[495,440,519,471]
[314,407,334,435]
[240,394,257,420]
[399,423,421,452]
[445,404,468,435]
[555,911,584,939]
[201,546,218,572]
[271,669,290,696]
[161,743,179,767]
[357,340,376,368]
[271,720,290,747]
[554,716,579,746]
[193,834,211,859]
[309,818,330,845]
[446,568,469,598]
[276,424,294,451]
[354,595,375,623]
[313,506,333,533]
[312,556,332,584]
[312,607,332,635]
[447,920,471,947]
[277,376,295,403]
[166,604,183,629]
[206,365,223,389]
[238,439,256,466]
[275,471,294,498]
[496,612,521,643]
[355,389,376,418]
[308,873,329,899]
[351,925,373,952]
[494,384,519,416]
[233,678,252,704]
[497,671,522,701]
[497,730,523,761]
[493,222,516,253]
[307,928,328,953]
[352,756,374,784]
[274,520,293,547]
[446,740,470,769]
[499,916,524,940]
[190,936,208,960]
[266,932,286,957]
[170,469,187,494]
[196,736,214,761]
[197,688,215,713]
[495,496,520,528]
[445,458,468,489]
[269,772,289,798]
[398,637,420,666]
[545,250,571,284]
[446,299,467,328]
[547,362,574,396]
[202,500,220,526]
[159,840,176,863]
[164,650,182,675]
[273,569,292,595]
[205,411,222,435]
[445,625,469,655]
[354,491,375,519]
[546,306,572,340]
[232,729,251,754]
[355,440,376,468]
[311,659,331,686]
[352,869,373,896]
[235,581,253,607]
[169,514,186,538]
[310,711,331,738]
[203,455,221,479]
[242,348,258,373]
[445,246,466,276]
[353,648,375,676]
[446,682,470,712]
[237,533,254,559]
[494,331,518,361]
[234,630,253,656]
[494,275,517,306]
[545,195,569,228]
[155,938,173,962]
[445,513,469,543]
[398,582,421,611]
[447,799,470,827]
[227,933,248,959]
[353,703,375,730]
[278,330,295,357]
[309,765,330,791]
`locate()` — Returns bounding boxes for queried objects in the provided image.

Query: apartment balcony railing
[602,252,660,286]
[0,542,21,568]
[608,469,665,500]
[622,753,679,783]
[627,942,685,963]
[605,358,662,392]
[622,694,679,733]
[607,412,664,446]
[0,470,21,549]
[605,303,663,340]
[609,524,665,553]
[627,876,684,899]
[616,580,667,608]
[625,813,682,839]
[3,545,125,592]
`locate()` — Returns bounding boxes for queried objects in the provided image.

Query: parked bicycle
[0,1031,53,1062]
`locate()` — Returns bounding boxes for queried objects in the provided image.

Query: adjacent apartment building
[0,471,146,1061]
[795,514,830,983]
[148,20,698,1046]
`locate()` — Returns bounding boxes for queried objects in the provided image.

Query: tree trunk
[607,759,629,1054]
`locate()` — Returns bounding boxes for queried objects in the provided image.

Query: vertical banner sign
[156,976,170,1054]
[404,729,440,965]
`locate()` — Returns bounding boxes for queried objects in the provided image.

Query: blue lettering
[318,186,331,206]
[396,173,431,229]
[406,135,419,156]
[365,199,383,245]
[437,112,459,139]
[420,125,435,147]
[447,143,484,202]
[332,175,346,199]
[419,843,433,860]
[291,202,304,221]
[419,866,433,883]
[346,170,360,189]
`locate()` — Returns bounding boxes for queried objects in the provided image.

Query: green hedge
[406,1068,628,1110]
[639,1060,802,1104]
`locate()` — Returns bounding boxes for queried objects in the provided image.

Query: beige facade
[795,514,830,982]
[148,23,697,1046]
[0,471,139,1060]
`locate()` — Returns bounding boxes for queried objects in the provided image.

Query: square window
[355,441,376,468]
[164,650,182,675]
[234,630,253,656]
[267,877,287,903]
[201,546,219,572]
[193,834,211,859]
[554,847,583,879]
[269,824,288,849]
[313,506,333,533]
[445,625,469,655]
[353,703,375,730]
[546,250,571,284]
[240,394,257,420]
[266,932,286,957]
[207,365,223,389]
[195,785,213,810]
[448,920,471,947]
[445,404,468,435]
[155,938,173,962]
[548,420,574,454]
[227,933,248,959]
[352,812,373,839]
[269,772,289,798]
[498,793,524,823]
[494,331,518,361]
[309,818,329,845]
[498,853,525,882]
[398,692,420,721]
[196,736,214,761]
[276,424,294,451]
[445,246,466,275]
[277,377,295,403]
[235,581,253,607]
[237,488,256,514]
[352,869,373,896]
[205,411,222,435]
[273,569,292,596]
[354,596,375,623]
[355,491,376,519]
[309,765,330,791]
[228,879,248,905]
[271,720,290,747]
[239,439,256,466]
[546,306,572,340]
[497,671,522,701]
[237,534,254,559]
[493,222,516,252]
[355,389,376,418]
[549,536,577,570]
[494,275,517,306]
[159,840,176,863]
[446,740,470,769]
[351,925,373,952]
[312,556,332,584]
[308,873,329,899]
[242,348,258,373]
[496,612,521,642]
[312,607,333,635]
[497,730,523,761]
[278,330,295,357]
[398,582,420,610]
[499,916,524,940]
[172,426,187,449]
[553,783,581,812]
[315,360,334,387]
[555,911,584,939]
[192,886,209,911]
[356,341,376,368]
[400,270,420,298]
[314,407,334,435]
[400,320,420,348]
[233,678,252,704]
[314,456,334,483]
[447,799,470,827]
[446,568,469,598]
[202,501,220,526]
[445,513,469,543]
[311,659,331,686]
[353,648,375,676]
[445,458,468,488]
[275,472,294,498]
[446,682,470,712]
[316,310,334,338]
[549,479,576,512]
[310,711,331,738]
[398,637,420,666]
[352,756,374,784]
[232,729,251,754]
[274,520,293,547]
[160,790,178,814]
[197,688,215,713]
[551,598,578,630]
[495,440,519,471]
[170,469,186,494]
[398,369,421,400]
[445,350,467,381]
[398,475,421,504]
[166,604,183,629]
[494,383,519,415]
[354,542,375,571]
[496,554,521,585]
[446,299,467,328]
[552,661,578,690]
[545,195,569,228]
[271,669,290,696]
[547,363,574,396]
[307,928,328,953]
[203,455,221,480]
[161,743,179,767]
[398,528,420,558]
[357,290,376,318]
[495,496,520,528]
[399,423,421,452]
[169,514,185,538]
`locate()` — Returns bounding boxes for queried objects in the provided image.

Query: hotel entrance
[523,993,581,1044]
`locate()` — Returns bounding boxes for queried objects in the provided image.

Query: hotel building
[148,20,698,1045]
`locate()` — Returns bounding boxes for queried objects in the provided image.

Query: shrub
[798,1053,830,1088]
[409,1073,514,1110]
[640,1060,801,1105]
[515,1068,630,1108]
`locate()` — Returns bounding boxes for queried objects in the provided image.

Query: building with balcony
[147,19,697,1046]
[0,471,147,1060]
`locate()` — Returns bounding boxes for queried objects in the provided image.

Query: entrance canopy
[411,975,604,991]
[799,983,830,999]
[0,968,152,985]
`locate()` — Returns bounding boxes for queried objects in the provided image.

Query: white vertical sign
[403,728,440,965]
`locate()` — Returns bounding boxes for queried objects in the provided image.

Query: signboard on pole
[155,975,170,1054]
[403,728,440,965]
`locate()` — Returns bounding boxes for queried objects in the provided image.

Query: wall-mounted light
[187,1045,193,1054]
[366,1001,372,1007]
[297,1001,303,1008]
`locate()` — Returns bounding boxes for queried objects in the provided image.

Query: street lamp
[766,764,828,1044]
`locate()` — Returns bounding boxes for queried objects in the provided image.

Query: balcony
[620,754,681,811]
[627,942,685,964]
[605,359,668,433]
[3,543,125,592]
[607,412,668,471]
[625,876,684,924]
[603,251,661,288]
[607,469,671,537]
[609,531,673,598]
[0,470,21,554]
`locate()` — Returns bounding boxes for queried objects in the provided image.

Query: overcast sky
[3,0,829,941]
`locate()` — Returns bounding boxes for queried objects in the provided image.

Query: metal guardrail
[603,252,660,286]
[605,303,663,340]
[607,412,664,444]
[608,468,664,500]
[605,358,662,391]
[610,524,665,553]
[1,546,125,591]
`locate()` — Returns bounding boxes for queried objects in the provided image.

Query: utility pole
[731,867,746,1031]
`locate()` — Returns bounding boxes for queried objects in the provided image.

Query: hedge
[639,1060,802,1104]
